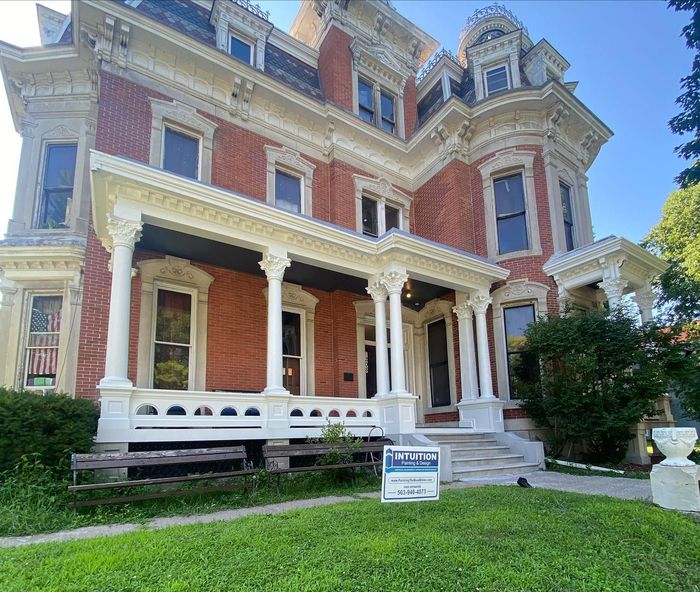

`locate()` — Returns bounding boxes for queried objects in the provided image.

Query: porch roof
[90,151,509,292]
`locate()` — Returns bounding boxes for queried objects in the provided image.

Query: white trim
[228,32,254,67]
[20,291,64,392]
[265,145,316,215]
[353,174,412,237]
[33,140,79,230]
[423,312,456,412]
[484,62,510,96]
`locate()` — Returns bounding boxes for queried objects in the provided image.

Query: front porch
[90,151,510,444]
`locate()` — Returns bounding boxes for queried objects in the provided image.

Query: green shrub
[515,309,700,464]
[0,387,98,474]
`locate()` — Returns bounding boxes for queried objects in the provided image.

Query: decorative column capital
[633,288,655,316]
[106,215,143,250]
[259,253,291,282]
[452,302,473,320]
[380,271,408,295]
[598,277,628,304]
[0,286,17,308]
[467,292,492,315]
[366,281,388,302]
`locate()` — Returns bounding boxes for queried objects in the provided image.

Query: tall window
[229,34,252,64]
[427,318,450,407]
[153,288,193,390]
[560,181,575,251]
[494,173,528,254]
[37,143,77,229]
[485,65,509,95]
[282,311,302,395]
[24,295,62,388]
[362,196,401,238]
[163,127,199,180]
[357,77,397,135]
[503,304,537,399]
[275,170,302,213]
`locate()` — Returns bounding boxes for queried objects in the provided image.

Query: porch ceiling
[140,224,450,308]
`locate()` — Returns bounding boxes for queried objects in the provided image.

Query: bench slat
[267,460,382,475]
[68,468,256,492]
[73,448,247,470]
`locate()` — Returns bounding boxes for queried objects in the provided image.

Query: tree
[643,184,700,323]
[668,0,700,187]
[515,309,700,464]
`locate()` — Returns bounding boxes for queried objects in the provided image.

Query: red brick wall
[403,75,417,139]
[318,27,354,111]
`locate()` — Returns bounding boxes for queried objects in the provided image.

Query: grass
[0,460,382,538]
[0,487,698,592]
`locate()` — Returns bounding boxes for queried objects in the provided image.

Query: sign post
[381,445,440,503]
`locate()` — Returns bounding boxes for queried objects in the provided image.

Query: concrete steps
[419,431,541,480]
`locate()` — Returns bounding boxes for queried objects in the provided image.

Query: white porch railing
[96,387,417,443]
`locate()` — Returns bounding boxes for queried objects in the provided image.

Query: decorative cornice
[259,253,291,282]
[380,270,408,295]
[106,215,143,250]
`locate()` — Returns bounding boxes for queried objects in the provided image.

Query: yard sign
[381,445,440,503]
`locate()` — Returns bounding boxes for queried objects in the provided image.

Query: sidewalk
[0,471,652,549]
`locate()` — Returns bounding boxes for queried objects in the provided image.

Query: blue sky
[0,1,692,244]
[257,0,693,243]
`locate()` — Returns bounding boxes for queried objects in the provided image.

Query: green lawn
[1,487,698,592]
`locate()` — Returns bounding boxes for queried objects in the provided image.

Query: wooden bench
[69,446,255,507]
[262,441,389,489]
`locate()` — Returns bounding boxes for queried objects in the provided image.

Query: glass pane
[44,144,77,189]
[275,170,302,213]
[494,174,525,216]
[497,214,529,253]
[154,344,189,390]
[560,182,573,223]
[283,357,301,395]
[29,296,62,334]
[362,196,378,237]
[359,107,374,123]
[380,119,395,134]
[364,325,376,342]
[504,305,535,352]
[486,66,508,94]
[163,127,199,179]
[564,222,575,252]
[385,205,400,232]
[230,36,251,63]
[380,91,394,122]
[282,311,301,356]
[25,296,62,386]
[508,351,539,400]
[358,79,373,109]
[156,290,191,345]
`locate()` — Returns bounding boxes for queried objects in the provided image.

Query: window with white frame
[485,64,509,96]
[24,294,62,389]
[494,173,529,254]
[361,194,401,238]
[36,143,77,229]
[229,33,253,65]
[152,286,194,391]
[357,77,397,135]
[162,126,200,180]
[503,304,538,399]
[274,169,302,213]
[559,181,575,251]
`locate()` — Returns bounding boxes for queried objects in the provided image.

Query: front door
[427,318,451,407]
[365,344,377,398]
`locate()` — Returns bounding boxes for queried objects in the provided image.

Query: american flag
[28,308,61,377]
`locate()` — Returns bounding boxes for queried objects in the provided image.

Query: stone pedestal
[457,398,504,432]
[650,464,700,512]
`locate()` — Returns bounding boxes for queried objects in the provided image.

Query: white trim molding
[136,256,214,391]
[148,98,218,183]
[265,145,316,215]
[477,148,542,261]
[353,174,412,236]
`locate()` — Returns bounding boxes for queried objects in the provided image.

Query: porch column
[100,215,142,387]
[366,280,390,397]
[259,252,291,395]
[468,291,495,399]
[633,284,655,323]
[380,270,409,395]
[453,300,478,400]
[599,258,628,310]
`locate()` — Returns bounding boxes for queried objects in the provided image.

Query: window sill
[493,246,543,263]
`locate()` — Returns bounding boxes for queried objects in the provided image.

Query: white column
[0,287,17,386]
[452,301,478,400]
[468,291,495,399]
[259,252,291,395]
[100,215,142,388]
[366,280,390,397]
[633,284,655,323]
[380,270,409,395]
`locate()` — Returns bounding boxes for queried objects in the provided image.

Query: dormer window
[485,64,509,95]
[229,34,253,65]
[357,77,397,135]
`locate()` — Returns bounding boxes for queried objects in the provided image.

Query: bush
[515,309,700,464]
[0,388,98,474]
[309,421,362,482]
